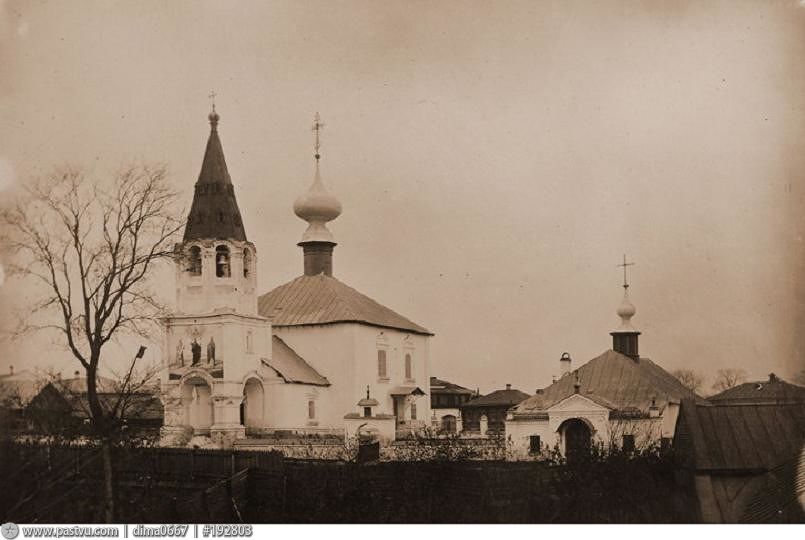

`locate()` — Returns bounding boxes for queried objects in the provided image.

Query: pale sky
[1,0,804,394]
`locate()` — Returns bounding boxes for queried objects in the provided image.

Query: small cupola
[610,255,641,360]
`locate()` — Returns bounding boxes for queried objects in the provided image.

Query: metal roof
[708,375,805,405]
[430,376,475,395]
[183,116,247,242]
[676,399,805,472]
[462,388,530,408]
[258,274,432,335]
[263,335,330,386]
[511,349,702,416]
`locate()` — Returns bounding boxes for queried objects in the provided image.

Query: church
[505,271,702,459]
[160,109,433,447]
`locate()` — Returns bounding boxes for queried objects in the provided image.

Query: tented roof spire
[183,104,247,242]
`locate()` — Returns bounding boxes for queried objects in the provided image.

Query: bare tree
[711,368,748,393]
[671,369,705,394]
[0,165,182,522]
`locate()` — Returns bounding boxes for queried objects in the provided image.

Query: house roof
[676,399,805,473]
[511,349,703,416]
[183,113,247,242]
[462,387,530,408]
[31,381,164,421]
[708,374,805,405]
[430,376,475,395]
[258,274,432,336]
[262,335,330,386]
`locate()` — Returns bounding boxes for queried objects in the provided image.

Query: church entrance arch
[560,418,592,462]
[241,378,264,429]
[181,376,213,435]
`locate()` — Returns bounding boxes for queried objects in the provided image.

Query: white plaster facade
[159,112,433,448]
[506,393,681,459]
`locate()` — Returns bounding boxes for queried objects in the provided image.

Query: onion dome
[293,164,342,243]
[615,289,637,332]
[294,113,341,244]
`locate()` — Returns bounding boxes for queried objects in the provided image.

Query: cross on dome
[618,254,635,290]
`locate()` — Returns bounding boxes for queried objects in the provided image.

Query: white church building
[505,273,702,460]
[160,109,433,447]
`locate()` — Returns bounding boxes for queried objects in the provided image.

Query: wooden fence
[0,442,689,523]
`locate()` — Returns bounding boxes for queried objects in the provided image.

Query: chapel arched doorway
[181,376,213,435]
[241,378,264,430]
[561,418,592,463]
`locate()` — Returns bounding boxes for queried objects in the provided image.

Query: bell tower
[161,103,271,449]
[176,105,258,315]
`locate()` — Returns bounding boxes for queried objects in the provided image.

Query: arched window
[377,350,387,379]
[215,245,231,277]
[404,353,413,380]
[308,400,316,420]
[243,248,252,278]
[188,246,202,276]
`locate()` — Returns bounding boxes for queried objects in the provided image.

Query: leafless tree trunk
[1,165,182,522]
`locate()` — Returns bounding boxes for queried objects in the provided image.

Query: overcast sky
[1,0,805,394]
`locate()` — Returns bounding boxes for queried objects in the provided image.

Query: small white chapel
[505,266,703,459]
[160,109,433,447]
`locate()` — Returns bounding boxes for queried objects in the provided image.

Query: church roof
[708,374,805,405]
[462,387,530,408]
[511,349,703,417]
[258,274,432,336]
[263,335,330,386]
[183,112,247,242]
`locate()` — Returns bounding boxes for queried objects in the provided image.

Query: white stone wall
[355,326,432,430]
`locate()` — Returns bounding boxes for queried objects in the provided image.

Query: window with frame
[377,350,387,379]
[404,353,413,380]
[530,435,541,454]
[622,434,635,453]
[188,246,202,276]
[410,402,417,420]
[308,400,316,420]
[363,406,372,418]
[215,245,231,277]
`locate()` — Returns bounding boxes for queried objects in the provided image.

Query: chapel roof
[183,110,247,242]
[262,335,330,386]
[258,274,432,336]
[511,349,704,416]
